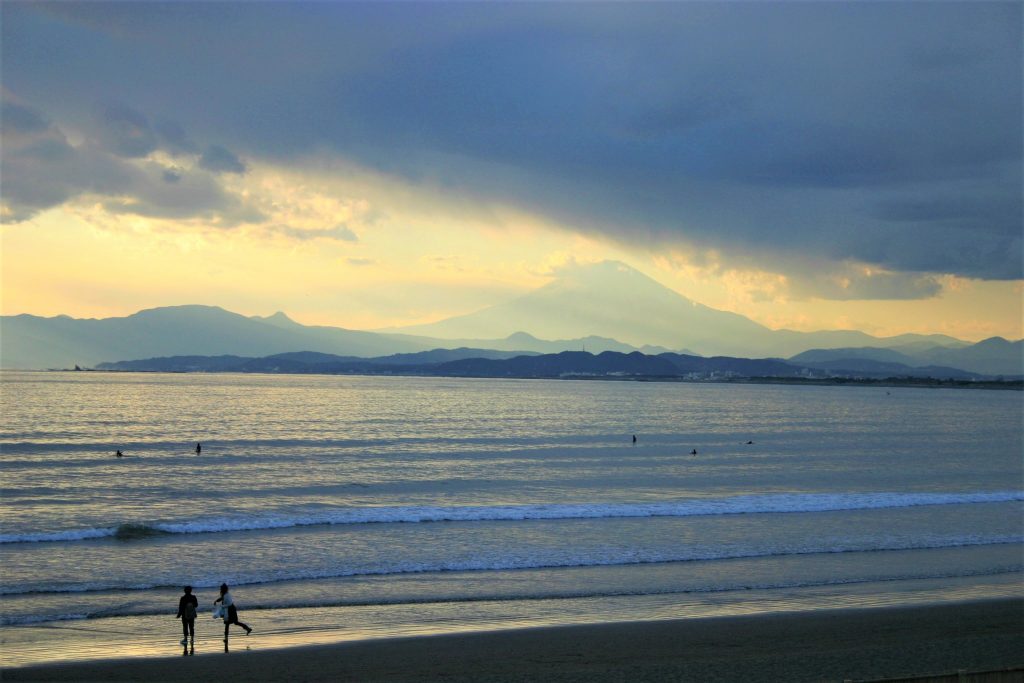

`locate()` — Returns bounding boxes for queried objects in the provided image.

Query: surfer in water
[214,583,252,645]
[115,450,123,458]
[195,442,201,455]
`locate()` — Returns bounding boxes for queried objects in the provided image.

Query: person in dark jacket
[176,586,198,653]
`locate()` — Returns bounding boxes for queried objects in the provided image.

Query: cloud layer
[2,2,1020,293]
[1,99,257,225]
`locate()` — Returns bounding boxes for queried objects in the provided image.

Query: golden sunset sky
[2,3,1021,341]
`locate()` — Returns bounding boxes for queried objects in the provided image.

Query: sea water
[1,371,1021,666]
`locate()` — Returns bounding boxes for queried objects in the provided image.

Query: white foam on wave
[2,490,1022,544]
[0,527,117,544]
[6,563,1023,627]
[1,536,1020,601]
[0,613,91,626]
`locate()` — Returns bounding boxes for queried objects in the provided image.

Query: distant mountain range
[2,261,1020,376]
[383,261,972,358]
[1,305,426,369]
[97,348,540,373]
[94,348,1001,382]
[0,306,662,370]
[789,338,1024,378]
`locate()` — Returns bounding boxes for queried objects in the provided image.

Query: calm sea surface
[1,371,1021,665]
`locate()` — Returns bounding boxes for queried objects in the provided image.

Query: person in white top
[213,583,252,644]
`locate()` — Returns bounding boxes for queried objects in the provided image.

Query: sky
[2,1,1021,341]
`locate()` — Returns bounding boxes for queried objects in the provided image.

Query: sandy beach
[4,599,1021,682]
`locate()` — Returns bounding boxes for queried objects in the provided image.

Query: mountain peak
[975,336,1013,347]
[506,331,539,342]
[129,305,236,321]
[387,259,762,349]
[252,311,300,328]
[545,260,688,298]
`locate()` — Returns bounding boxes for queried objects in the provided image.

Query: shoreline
[5,599,1022,682]
[16,367,1024,390]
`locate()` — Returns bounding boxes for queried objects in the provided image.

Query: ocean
[1,371,1021,666]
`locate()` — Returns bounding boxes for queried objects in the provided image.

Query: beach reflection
[1,571,1019,669]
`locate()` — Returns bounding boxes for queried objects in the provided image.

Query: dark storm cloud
[789,269,943,302]
[99,160,260,223]
[1,101,51,134]
[2,2,1020,289]
[155,120,199,155]
[0,100,259,224]
[96,102,159,158]
[199,145,246,175]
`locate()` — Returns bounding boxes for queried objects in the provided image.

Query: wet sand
[4,599,1022,682]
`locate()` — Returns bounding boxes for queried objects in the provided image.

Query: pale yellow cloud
[647,250,1022,341]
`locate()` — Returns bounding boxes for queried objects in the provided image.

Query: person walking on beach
[214,583,252,645]
[176,585,198,654]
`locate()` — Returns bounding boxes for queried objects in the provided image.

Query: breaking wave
[2,490,1021,545]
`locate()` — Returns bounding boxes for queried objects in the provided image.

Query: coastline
[23,367,1024,391]
[5,599,1022,682]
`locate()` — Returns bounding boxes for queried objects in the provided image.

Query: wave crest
[113,524,169,541]
[2,490,1021,544]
